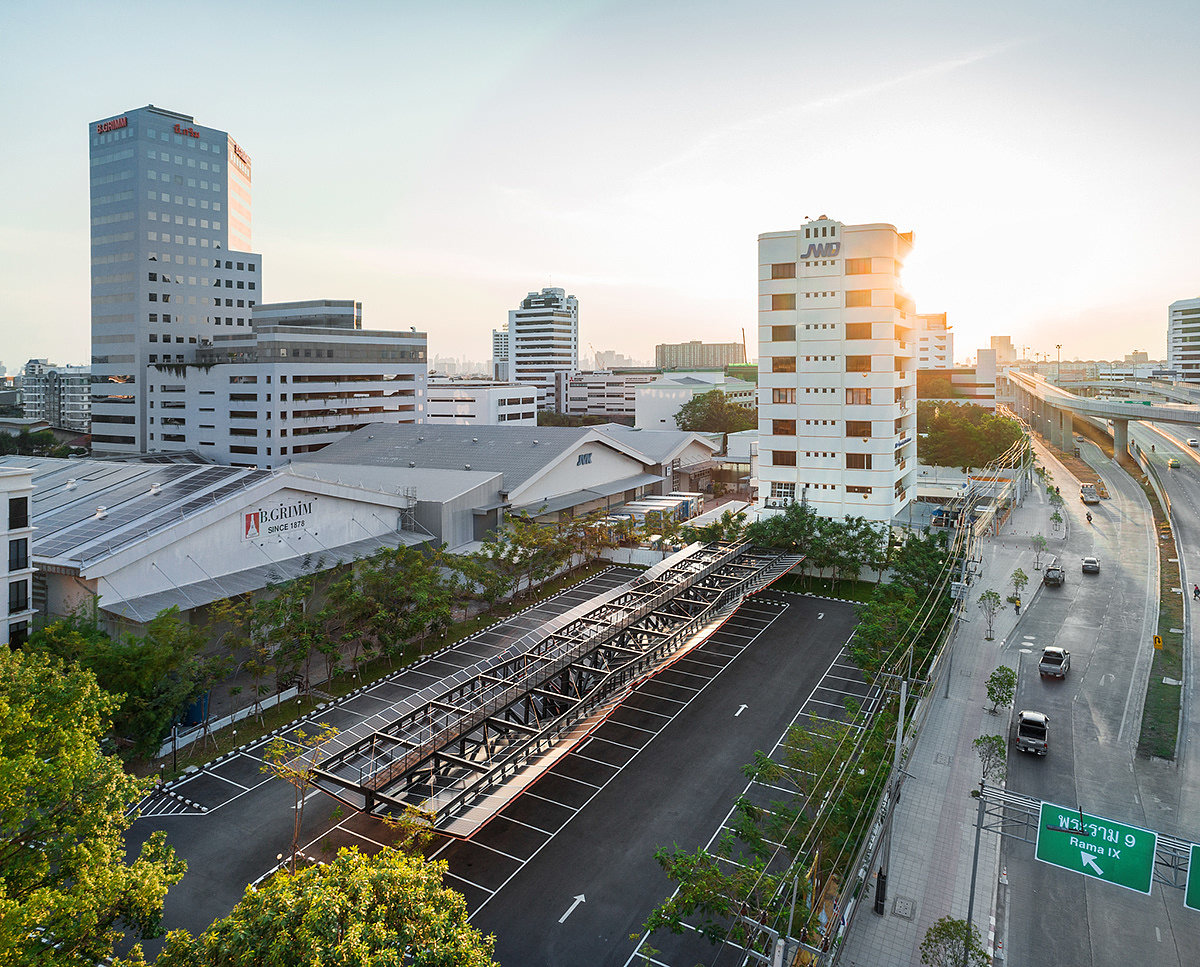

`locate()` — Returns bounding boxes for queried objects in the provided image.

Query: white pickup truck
[1080,484,1100,505]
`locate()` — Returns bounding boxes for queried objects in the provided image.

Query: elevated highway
[1002,370,1200,456]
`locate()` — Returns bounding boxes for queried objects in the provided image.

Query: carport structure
[307,541,802,832]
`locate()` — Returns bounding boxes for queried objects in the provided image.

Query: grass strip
[1134,472,1184,759]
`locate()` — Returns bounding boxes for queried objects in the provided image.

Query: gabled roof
[301,424,592,492]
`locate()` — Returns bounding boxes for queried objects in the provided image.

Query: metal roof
[303,423,715,493]
[299,424,593,491]
[0,456,273,567]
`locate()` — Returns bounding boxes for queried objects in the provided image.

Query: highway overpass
[1001,370,1200,455]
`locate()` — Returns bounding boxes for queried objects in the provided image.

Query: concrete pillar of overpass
[1113,418,1129,460]
[1053,407,1070,451]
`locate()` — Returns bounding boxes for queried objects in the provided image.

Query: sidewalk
[838,472,1066,966]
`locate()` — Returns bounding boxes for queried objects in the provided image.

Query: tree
[1010,568,1028,601]
[1031,533,1048,571]
[262,724,339,874]
[28,607,210,759]
[1050,509,1063,533]
[147,847,497,967]
[0,649,185,964]
[985,665,1016,714]
[673,389,757,433]
[973,734,1007,784]
[920,915,988,967]
[977,589,1002,640]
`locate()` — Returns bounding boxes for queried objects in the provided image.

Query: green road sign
[1186,845,1200,912]
[1035,801,1156,895]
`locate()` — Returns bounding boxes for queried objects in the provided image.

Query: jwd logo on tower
[801,242,841,259]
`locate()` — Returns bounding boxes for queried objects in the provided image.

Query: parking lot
[128,574,872,967]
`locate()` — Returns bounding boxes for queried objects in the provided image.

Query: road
[1001,435,1200,966]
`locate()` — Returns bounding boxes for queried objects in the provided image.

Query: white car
[1188,439,1199,448]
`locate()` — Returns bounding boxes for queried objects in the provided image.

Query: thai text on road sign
[1035,801,1157,895]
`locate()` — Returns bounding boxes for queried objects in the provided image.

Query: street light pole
[1056,344,1062,384]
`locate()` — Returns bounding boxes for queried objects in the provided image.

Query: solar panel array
[3,456,274,564]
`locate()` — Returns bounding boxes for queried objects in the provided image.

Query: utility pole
[874,677,907,913]
[1056,343,1062,384]
[963,780,987,967]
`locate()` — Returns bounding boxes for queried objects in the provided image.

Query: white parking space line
[653,666,716,683]
[492,814,554,836]
[617,701,675,720]
[630,688,693,706]
[589,734,642,753]
[568,751,627,770]
[444,870,493,894]
[522,789,579,810]
[601,718,660,737]
[462,839,526,863]
[672,654,732,671]
[201,770,249,791]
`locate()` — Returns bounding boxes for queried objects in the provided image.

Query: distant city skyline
[2,0,1197,367]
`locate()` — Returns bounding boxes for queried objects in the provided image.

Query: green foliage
[146,847,497,967]
[985,665,1017,714]
[977,589,1003,640]
[915,373,964,400]
[536,410,618,427]
[27,608,211,759]
[0,649,185,963]
[0,428,75,458]
[1031,533,1048,570]
[1049,509,1064,532]
[920,915,989,967]
[673,389,757,433]
[848,529,952,680]
[973,734,1007,783]
[916,401,1025,469]
[682,508,748,545]
[1010,568,1028,598]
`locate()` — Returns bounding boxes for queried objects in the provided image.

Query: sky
[2,0,1197,370]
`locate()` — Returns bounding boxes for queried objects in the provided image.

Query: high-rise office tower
[1168,297,1200,380]
[758,217,916,524]
[89,105,261,454]
[506,287,579,409]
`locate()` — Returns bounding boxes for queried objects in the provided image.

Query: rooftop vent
[464,464,471,470]
[409,461,416,468]
[533,439,539,445]
[149,482,162,495]
[65,478,77,490]
[94,506,107,519]
[472,437,478,443]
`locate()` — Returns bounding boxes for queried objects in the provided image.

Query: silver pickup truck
[1038,646,1070,678]
[1016,710,1050,755]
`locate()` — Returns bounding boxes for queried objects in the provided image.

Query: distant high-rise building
[22,360,91,432]
[491,325,510,381]
[655,340,746,370]
[89,105,261,455]
[1167,298,1200,379]
[506,287,579,409]
[990,335,1015,364]
[914,312,953,369]
[758,217,916,524]
[595,349,637,369]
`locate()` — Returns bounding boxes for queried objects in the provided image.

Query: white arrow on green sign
[1034,801,1156,895]
[1186,844,1200,912]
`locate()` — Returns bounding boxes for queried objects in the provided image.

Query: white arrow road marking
[559,894,585,923]
[817,612,825,620]
[735,705,748,717]
[1081,854,1104,875]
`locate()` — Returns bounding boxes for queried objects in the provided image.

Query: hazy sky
[2,0,1197,369]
